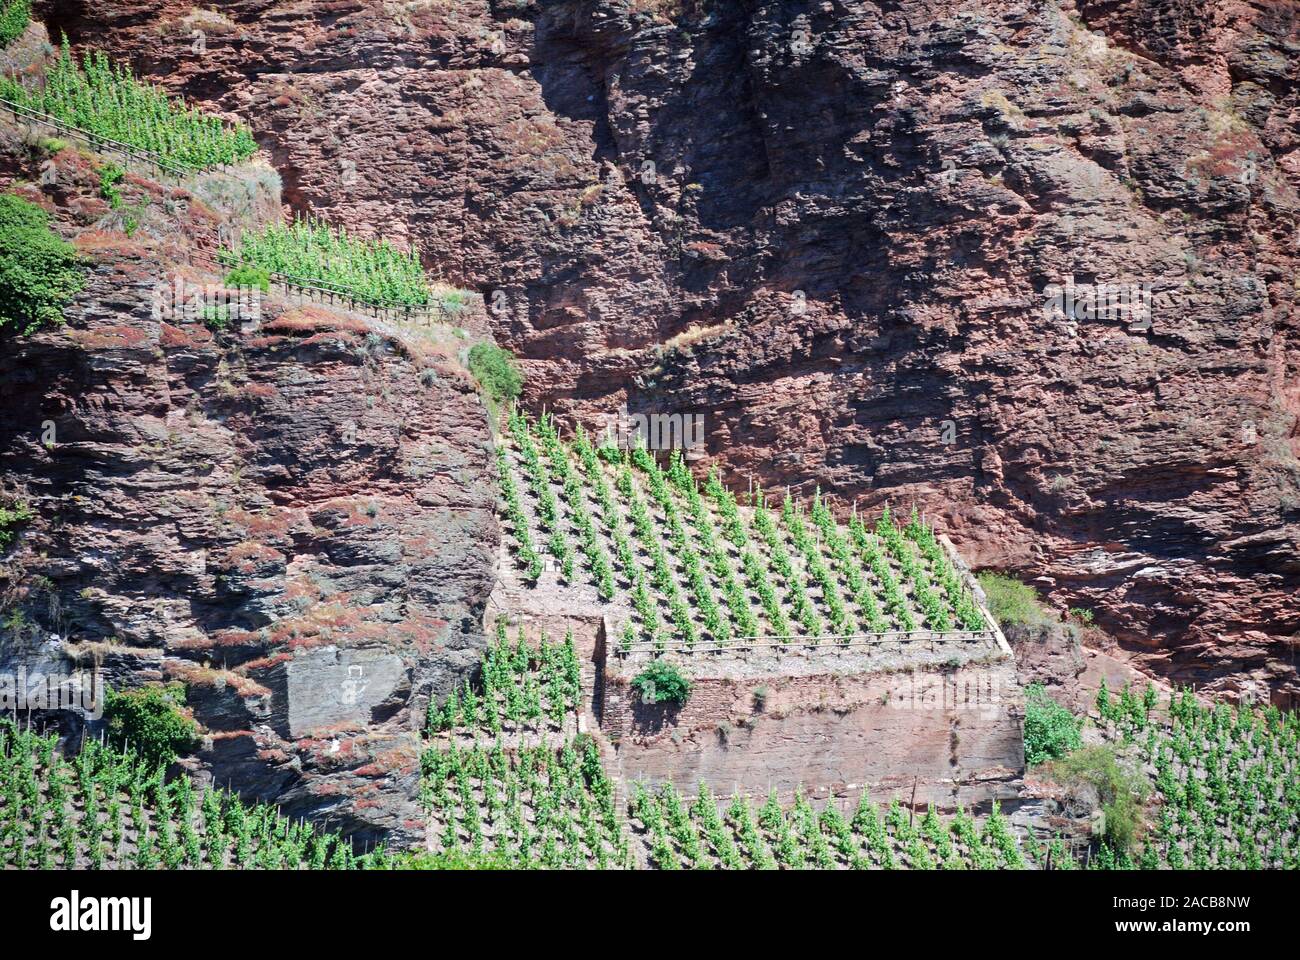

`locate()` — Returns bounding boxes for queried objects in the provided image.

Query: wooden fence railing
[0,96,243,183]
[189,252,465,326]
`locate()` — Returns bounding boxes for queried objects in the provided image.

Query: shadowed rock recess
[51,0,1299,703]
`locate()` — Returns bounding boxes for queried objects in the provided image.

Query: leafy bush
[1023,683,1081,765]
[0,193,86,335]
[104,684,199,767]
[0,500,33,549]
[976,571,1045,627]
[468,342,522,405]
[0,38,256,170]
[224,264,270,293]
[98,162,125,208]
[631,660,690,706]
[1049,745,1149,855]
[200,304,232,331]
[436,287,470,313]
[0,1,30,48]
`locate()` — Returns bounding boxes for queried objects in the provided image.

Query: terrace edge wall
[604,656,1026,813]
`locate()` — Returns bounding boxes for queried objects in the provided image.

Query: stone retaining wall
[605,656,1024,812]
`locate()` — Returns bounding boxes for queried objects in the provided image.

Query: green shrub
[200,304,231,331]
[0,0,30,48]
[630,660,691,706]
[1023,683,1081,766]
[468,342,522,406]
[0,193,86,335]
[104,684,199,767]
[437,288,470,313]
[976,571,1045,627]
[0,500,33,549]
[98,162,125,208]
[1049,745,1149,855]
[224,264,270,293]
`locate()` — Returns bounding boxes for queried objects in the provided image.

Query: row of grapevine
[417,629,1042,871]
[1092,683,1300,869]
[0,0,29,48]
[421,736,633,869]
[0,720,381,869]
[217,215,432,307]
[419,622,633,867]
[497,412,992,652]
[426,624,582,739]
[0,39,257,170]
[629,782,1027,870]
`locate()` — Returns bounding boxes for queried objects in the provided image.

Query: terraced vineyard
[1092,685,1300,869]
[0,39,257,170]
[218,215,435,308]
[421,738,635,869]
[419,626,1033,870]
[0,720,384,869]
[420,625,634,867]
[629,783,1029,870]
[497,412,990,654]
[425,626,584,744]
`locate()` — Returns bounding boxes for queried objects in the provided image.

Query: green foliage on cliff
[1023,683,1081,766]
[631,660,691,705]
[97,162,125,208]
[1050,745,1149,857]
[0,0,30,48]
[0,38,256,169]
[468,342,522,405]
[104,685,199,767]
[218,215,430,306]
[223,264,270,293]
[0,193,86,335]
[0,499,33,550]
[976,571,1045,627]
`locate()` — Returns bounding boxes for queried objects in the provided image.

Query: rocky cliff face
[0,93,498,844]
[28,1,1300,698]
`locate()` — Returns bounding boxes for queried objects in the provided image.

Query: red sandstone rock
[0,101,497,845]
[51,0,1299,702]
